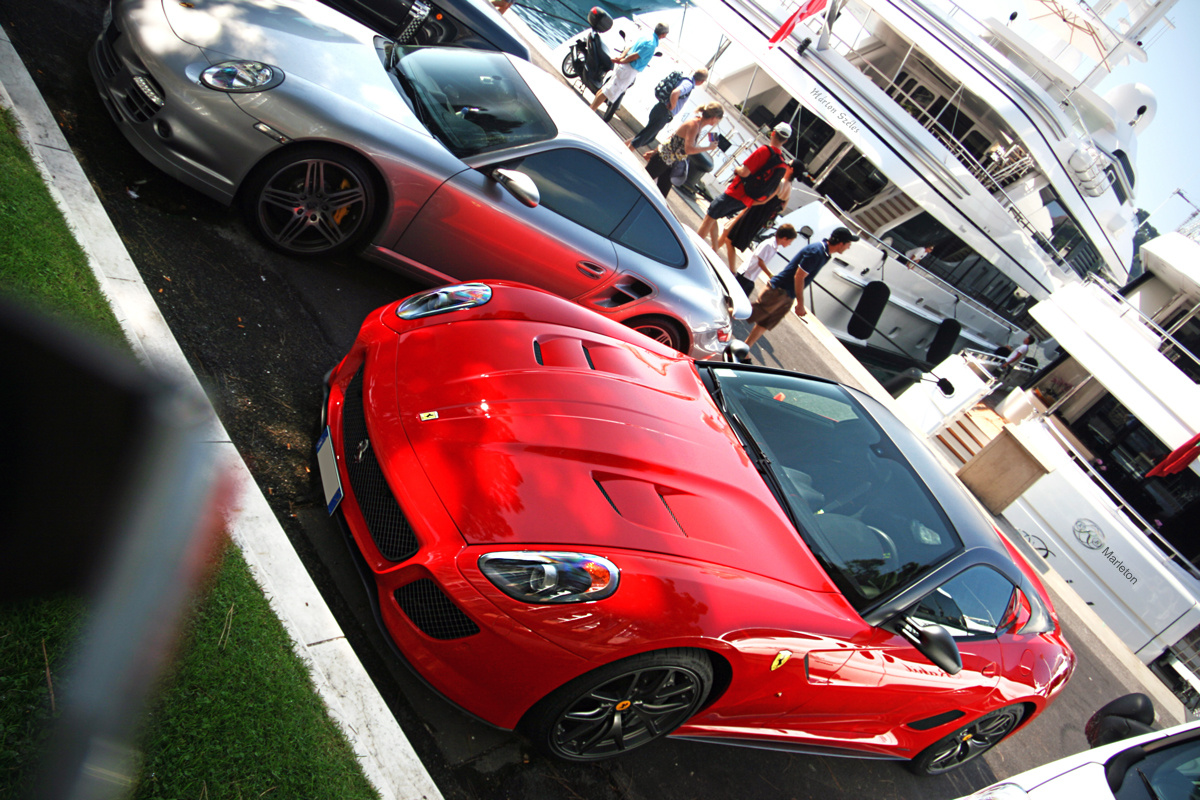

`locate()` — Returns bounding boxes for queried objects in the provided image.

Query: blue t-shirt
[628,34,659,72]
[669,78,695,115]
[770,240,832,298]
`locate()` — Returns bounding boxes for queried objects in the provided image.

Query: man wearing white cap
[698,121,792,249]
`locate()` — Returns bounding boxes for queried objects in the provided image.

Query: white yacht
[896,232,1200,708]
[620,0,1176,373]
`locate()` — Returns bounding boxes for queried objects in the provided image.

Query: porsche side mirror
[491,168,539,208]
[898,618,962,675]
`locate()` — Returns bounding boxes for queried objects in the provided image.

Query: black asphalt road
[0,1,1180,797]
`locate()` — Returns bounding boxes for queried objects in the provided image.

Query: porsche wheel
[522,649,712,762]
[626,315,686,353]
[243,145,377,258]
[908,705,1024,775]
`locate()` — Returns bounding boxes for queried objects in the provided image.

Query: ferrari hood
[382,318,838,592]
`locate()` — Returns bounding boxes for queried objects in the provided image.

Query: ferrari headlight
[396,283,492,320]
[479,552,619,604]
[962,784,1028,800]
[200,61,284,92]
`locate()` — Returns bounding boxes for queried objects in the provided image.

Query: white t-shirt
[1004,342,1030,366]
[741,239,779,283]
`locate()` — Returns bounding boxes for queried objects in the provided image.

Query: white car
[959,718,1200,799]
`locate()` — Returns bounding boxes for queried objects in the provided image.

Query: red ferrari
[317,282,1074,772]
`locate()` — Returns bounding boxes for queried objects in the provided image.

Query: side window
[513,149,640,237]
[909,566,1015,640]
[613,197,685,266]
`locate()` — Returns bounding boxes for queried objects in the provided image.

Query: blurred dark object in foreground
[1,294,225,800]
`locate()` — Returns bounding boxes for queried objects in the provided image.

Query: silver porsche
[88,0,749,357]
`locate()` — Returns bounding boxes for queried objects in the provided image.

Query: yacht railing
[1084,274,1200,374]
[1035,416,1200,583]
[815,196,1023,335]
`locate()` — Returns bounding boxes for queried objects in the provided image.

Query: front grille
[341,367,419,562]
[394,579,480,640]
[95,24,121,81]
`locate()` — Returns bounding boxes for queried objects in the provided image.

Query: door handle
[577,261,607,278]
[982,662,999,678]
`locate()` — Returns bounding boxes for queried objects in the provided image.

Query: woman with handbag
[645,102,724,198]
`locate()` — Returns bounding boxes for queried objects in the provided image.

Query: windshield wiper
[1136,769,1165,800]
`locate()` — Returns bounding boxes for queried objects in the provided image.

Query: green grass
[0,106,378,799]
[0,107,126,342]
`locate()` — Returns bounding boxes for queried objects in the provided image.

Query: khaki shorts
[747,286,794,330]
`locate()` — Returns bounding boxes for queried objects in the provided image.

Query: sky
[958,0,1200,235]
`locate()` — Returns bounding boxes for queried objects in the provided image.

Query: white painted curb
[0,27,442,800]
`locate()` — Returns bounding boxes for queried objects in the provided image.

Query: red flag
[767,0,829,49]
[1146,432,1200,478]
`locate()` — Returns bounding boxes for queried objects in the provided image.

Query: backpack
[654,71,685,104]
[740,149,786,200]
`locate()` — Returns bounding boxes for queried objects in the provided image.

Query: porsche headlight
[479,552,619,604]
[200,61,284,92]
[396,283,492,320]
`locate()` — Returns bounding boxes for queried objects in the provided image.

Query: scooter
[560,7,624,122]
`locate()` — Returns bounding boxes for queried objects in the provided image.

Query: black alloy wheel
[909,705,1024,775]
[522,649,713,761]
[243,145,377,258]
[626,315,686,353]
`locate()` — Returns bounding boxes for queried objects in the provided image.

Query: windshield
[703,367,963,612]
[392,47,556,158]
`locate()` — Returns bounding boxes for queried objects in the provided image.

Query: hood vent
[593,474,687,536]
[533,336,598,370]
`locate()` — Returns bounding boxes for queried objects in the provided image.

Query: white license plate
[316,426,344,515]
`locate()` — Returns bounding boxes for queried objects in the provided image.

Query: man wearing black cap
[744,226,859,347]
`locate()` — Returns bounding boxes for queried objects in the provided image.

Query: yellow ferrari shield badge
[771,650,793,671]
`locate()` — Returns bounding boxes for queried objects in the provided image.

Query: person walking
[644,102,723,197]
[696,122,791,250]
[743,226,858,348]
[716,157,798,270]
[1000,334,1034,377]
[589,22,668,115]
[733,223,798,298]
[628,68,708,151]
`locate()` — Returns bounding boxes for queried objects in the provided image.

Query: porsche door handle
[577,261,607,279]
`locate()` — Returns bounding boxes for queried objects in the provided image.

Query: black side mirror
[898,618,963,675]
[1086,693,1156,748]
[724,340,752,364]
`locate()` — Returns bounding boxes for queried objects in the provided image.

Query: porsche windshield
[392,47,556,158]
[704,367,963,612]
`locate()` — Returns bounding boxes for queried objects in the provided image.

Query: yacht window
[1067,394,1200,561]
[1106,165,1129,205]
[818,148,889,211]
[1038,188,1103,278]
[962,130,991,161]
[1113,149,1136,189]
[885,213,1030,321]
